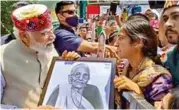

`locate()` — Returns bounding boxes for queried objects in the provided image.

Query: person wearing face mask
[54,1,116,55]
[0,4,80,109]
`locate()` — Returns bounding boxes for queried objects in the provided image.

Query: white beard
[30,42,54,54]
[29,36,54,55]
[30,42,55,62]
[28,33,56,60]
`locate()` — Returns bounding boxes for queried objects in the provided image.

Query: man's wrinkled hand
[61,50,80,60]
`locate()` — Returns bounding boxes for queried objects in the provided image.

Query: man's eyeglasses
[61,10,76,15]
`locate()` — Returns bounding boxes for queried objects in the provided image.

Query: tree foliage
[1,0,37,36]
[1,1,17,36]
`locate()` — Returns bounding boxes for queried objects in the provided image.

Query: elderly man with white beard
[0,4,80,109]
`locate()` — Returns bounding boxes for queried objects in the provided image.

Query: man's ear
[19,31,30,47]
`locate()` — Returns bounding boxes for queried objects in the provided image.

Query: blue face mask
[65,15,79,27]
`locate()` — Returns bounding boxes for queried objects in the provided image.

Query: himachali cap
[11,4,52,32]
[163,0,179,13]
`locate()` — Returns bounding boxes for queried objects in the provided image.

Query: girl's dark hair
[127,13,149,21]
[123,18,162,65]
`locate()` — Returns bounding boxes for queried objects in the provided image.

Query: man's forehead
[75,67,87,72]
[163,7,179,16]
[40,26,53,33]
[62,4,75,10]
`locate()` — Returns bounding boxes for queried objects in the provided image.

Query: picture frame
[38,57,116,109]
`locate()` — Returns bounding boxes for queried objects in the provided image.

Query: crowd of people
[0,0,179,109]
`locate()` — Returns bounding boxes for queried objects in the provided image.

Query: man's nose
[49,34,55,40]
[47,29,55,37]
[165,18,174,29]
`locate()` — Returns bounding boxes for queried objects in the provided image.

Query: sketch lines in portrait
[41,60,113,109]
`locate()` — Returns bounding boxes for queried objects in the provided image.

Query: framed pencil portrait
[38,57,116,109]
